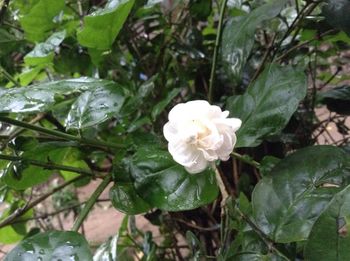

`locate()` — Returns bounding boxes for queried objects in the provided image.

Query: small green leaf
[127,147,218,211]
[305,185,350,260]
[0,77,115,114]
[77,0,135,50]
[221,0,288,80]
[252,145,350,243]
[65,84,125,129]
[19,0,65,42]
[109,183,152,214]
[24,30,66,66]
[4,231,93,261]
[227,64,307,148]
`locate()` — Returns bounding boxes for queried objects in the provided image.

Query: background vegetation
[0,0,350,260]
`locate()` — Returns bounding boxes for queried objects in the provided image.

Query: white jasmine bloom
[163,100,242,174]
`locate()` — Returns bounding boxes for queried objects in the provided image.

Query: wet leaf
[227,64,307,148]
[252,146,350,243]
[65,84,125,129]
[109,183,151,215]
[4,231,93,261]
[77,0,135,50]
[305,185,350,260]
[24,30,66,66]
[221,0,287,81]
[0,77,115,114]
[127,147,218,211]
[19,0,65,42]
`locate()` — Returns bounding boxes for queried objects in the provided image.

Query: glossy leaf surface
[77,0,135,50]
[221,0,287,80]
[109,183,151,215]
[127,147,218,211]
[5,231,93,261]
[319,85,350,115]
[227,64,307,148]
[65,85,125,129]
[0,77,112,113]
[252,146,350,243]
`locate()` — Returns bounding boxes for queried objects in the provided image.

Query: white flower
[163,100,242,174]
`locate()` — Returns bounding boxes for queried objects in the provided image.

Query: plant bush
[0,0,349,260]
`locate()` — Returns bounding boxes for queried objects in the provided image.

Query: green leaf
[221,0,287,80]
[151,88,181,120]
[4,231,93,261]
[319,85,350,115]
[109,183,152,214]
[24,30,66,66]
[230,253,286,261]
[226,64,307,148]
[127,147,219,211]
[19,0,65,42]
[65,84,125,129]
[252,145,350,243]
[323,0,350,36]
[0,77,116,114]
[304,185,350,260]
[2,142,81,190]
[77,0,135,50]
[0,202,33,244]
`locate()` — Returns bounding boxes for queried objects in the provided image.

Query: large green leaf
[0,77,113,113]
[19,0,65,42]
[65,84,125,129]
[221,0,287,80]
[127,147,219,211]
[77,0,135,50]
[319,85,350,115]
[2,142,82,190]
[304,185,350,260]
[323,0,350,36]
[252,146,350,243]
[226,64,307,148]
[24,30,66,66]
[109,183,152,214]
[4,231,93,261]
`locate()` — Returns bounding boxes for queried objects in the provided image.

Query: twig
[231,151,260,168]
[0,154,101,178]
[71,175,112,231]
[0,116,125,150]
[0,64,20,86]
[208,0,229,103]
[0,176,83,229]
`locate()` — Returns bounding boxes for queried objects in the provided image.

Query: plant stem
[0,154,100,177]
[0,116,125,150]
[231,151,260,168]
[71,175,112,232]
[0,176,83,229]
[235,206,290,260]
[0,64,20,87]
[208,0,228,103]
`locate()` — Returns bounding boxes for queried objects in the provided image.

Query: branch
[0,176,83,229]
[231,151,260,168]
[208,0,229,103]
[0,116,125,150]
[71,175,112,232]
[0,154,101,178]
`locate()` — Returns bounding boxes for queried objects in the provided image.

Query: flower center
[184,119,211,144]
